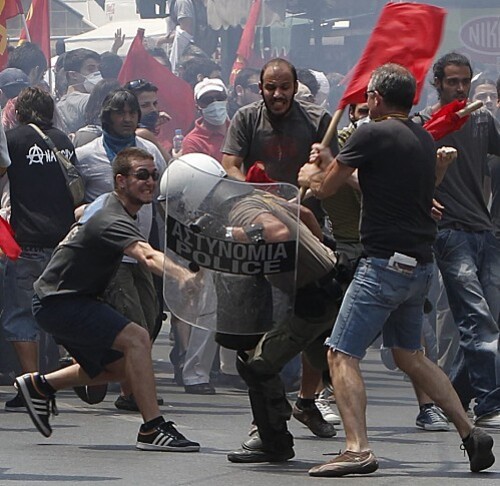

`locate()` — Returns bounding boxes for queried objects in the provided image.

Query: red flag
[0,216,21,260]
[245,162,275,183]
[19,0,51,66]
[338,2,446,109]
[229,0,262,86]
[423,99,484,140]
[0,0,24,69]
[119,28,196,152]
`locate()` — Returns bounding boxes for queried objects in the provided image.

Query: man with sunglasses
[14,147,200,453]
[75,89,167,410]
[227,68,261,119]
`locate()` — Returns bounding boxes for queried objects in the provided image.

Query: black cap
[0,68,29,89]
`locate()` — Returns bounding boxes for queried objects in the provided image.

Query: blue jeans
[327,257,433,359]
[434,229,500,418]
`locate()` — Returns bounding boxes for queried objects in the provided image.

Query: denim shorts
[326,257,434,359]
[32,294,130,379]
[1,247,53,342]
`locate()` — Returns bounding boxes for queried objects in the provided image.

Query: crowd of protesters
[0,1,499,477]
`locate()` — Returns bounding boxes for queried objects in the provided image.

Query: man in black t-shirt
[299,63,494,477]
[2,87,76,413]
[14,147,200,453]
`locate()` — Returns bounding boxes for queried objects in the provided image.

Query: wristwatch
[244,223,265,244]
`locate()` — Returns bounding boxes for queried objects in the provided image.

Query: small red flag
[229,0,262,86]
[338,2,446,109]
[0,0,24,69]
[19,0,51,66]
[118,28,196,152]
[0,216,21,260]
[245,162,275,183]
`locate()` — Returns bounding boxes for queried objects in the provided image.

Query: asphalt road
[1,329,499,486]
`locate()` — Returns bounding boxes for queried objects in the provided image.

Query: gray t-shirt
[57,91,90,134]
[222,100,338,186]
[417,106,500,231]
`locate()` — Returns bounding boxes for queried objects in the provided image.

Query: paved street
[1,328,499,486]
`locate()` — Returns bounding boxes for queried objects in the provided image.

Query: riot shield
[162,161,299,335]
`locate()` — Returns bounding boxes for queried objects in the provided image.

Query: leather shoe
[293,404,337,438]
[184,383,216,395]
[227,447,294,463]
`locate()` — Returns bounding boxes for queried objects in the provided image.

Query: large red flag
[0,0,24,69]
[229,0,262,86]
[119,28,196,152]
[338,2,446,109]
[19,0,51,66]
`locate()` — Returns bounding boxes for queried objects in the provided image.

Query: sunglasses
[125,79,149,90]
[127,168,160,181]
[246,83,260,94]
[197,92,227,108]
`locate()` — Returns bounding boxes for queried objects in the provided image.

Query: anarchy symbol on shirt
[27,144,47,165]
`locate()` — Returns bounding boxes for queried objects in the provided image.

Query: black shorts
[32,294,130,378]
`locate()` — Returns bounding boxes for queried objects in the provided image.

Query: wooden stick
[456,100,483,118]
[298,107,345,202]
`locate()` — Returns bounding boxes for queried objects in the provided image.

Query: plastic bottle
[172,129,184,153]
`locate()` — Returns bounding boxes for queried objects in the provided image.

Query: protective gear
[139,111,159,131]
[83,71,102,93]
[201,100,228,126]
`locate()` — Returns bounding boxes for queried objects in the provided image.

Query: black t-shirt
[6,124,76,247]
[338,118,436,262]
[34,193,145,299]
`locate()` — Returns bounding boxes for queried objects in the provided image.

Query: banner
[339,2,446,109]
[0,0,23,69]
[19,0,51,66]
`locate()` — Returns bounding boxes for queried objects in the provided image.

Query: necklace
[372,113,409,122]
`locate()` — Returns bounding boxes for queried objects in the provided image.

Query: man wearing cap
[0,68,29,108]
[183,77,229,160]
[169,77,230,395]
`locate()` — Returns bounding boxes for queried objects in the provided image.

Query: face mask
[83,71,102,93]
[202,100,228,125]
[140,110,160,130]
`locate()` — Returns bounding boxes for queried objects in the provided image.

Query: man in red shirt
[182,77,228,162]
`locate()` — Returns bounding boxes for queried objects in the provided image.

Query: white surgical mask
[83,71,102,93]
[202,100,228,126]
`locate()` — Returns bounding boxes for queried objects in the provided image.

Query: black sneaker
[136,420,200,452]
[4,391,26,412]
[115,394,164,412]
[14,373,58,438]
[292,403,337,438]
[461,427,495,472]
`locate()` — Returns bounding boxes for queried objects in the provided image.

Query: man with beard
[415,52,500,428]
[221,58,340,444]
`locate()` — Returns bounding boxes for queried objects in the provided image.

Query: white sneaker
[315,398,341,425]
[474,410,500,428]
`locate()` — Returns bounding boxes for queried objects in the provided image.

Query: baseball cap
[0,68,29,90]
[194,77,227,101]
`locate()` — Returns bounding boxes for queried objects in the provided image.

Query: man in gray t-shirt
[419,52,500,428]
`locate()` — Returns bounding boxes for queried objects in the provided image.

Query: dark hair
[99,51,123,79]
[497,75,500,98]
[432,52,473,84]
[368,63,416,111]
[15,87,54,126]
[297,68,319,96]
[112,147,154,185]
[101,89,141,132]
[181,58,221,87]
[471,72,497,98]
[7,42,47,77]
[55,39,66,56]
[63,48,101,73]
[147,47,172,70]
[233,68,259,89]
[260,58,297,85]
[123,79,158,96]
[85,79,121,125]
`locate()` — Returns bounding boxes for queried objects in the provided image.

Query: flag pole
[19,12,31,42]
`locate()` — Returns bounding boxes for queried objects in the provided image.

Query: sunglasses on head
[125,79,149,90]
[127,168,160,181]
